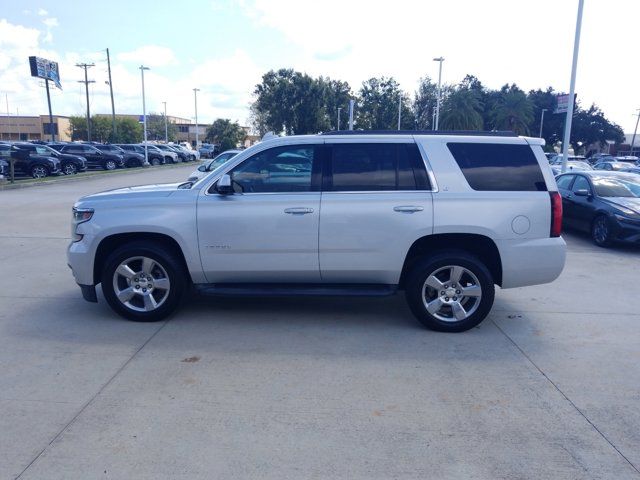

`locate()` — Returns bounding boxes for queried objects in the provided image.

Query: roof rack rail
[320,130,517,137]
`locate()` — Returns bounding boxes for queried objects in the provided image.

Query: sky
[1,0,639,133]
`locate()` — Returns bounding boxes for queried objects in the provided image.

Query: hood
[78,183,184,203]
[602,197,640,214]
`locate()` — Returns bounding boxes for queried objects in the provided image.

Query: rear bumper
[497,236,566,288]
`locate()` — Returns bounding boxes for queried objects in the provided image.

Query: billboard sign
[28,56,62,89]
[555,93,576,114]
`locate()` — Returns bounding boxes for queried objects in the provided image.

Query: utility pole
[539,108,548,138]
[163,101,168,142]
[140,66,150,165]
[433,57,445,131]
[561,0,584,174]
[76,62,95,141]
[106,49,116,141]
[348,99,354,130]
[193,88,200,147]
[337,107,341,131]
[630,109,640,156]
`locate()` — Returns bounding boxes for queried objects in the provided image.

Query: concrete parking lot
[0,165,638,479]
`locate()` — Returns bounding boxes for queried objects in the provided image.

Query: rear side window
[556,175,575,189]
[447,143,547,192]
[327,143,430,191]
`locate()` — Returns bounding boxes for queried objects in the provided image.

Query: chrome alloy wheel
[421,265,482,322]
[112,256,171,312]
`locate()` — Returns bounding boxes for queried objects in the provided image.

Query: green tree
[527,87,564,148]
[252,69,331,135]
[489,84,534,135]
[439,87,484,130]
[570,104,625,152]
[114,117,143,143]
[146,113,178,141]
[205,118,247,151]
[320,78,353,130]
[68,115,87,141]
[356,76,414,130]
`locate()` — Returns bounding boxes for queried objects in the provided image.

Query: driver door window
[228,145,316,193]
[571,176,591,194]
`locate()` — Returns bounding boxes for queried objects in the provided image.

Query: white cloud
[117,45,179,68]
[42,17,58,27]
[37,8,48,16]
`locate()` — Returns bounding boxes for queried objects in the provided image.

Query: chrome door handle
[284,207,314,215]
[394,206,424,213]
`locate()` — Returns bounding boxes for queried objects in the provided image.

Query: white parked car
[187,149,241,182]
[68,132,565,332]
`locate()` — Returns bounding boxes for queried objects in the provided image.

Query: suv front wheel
[405,252,495,332]
[101,242,187,322]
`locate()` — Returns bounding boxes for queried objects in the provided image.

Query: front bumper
[612,217,640,243]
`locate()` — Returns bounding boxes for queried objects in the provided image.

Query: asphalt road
[0,165,638,479]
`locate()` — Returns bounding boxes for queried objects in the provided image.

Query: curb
[0,163,196,191]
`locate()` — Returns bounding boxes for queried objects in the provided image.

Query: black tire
[151,157,160,166]
[31,164,49,178]
[405,251,495,332]
[591,215,613,247]
[101,241,188,322]
[63,163,78,175]
[104,159,117,171]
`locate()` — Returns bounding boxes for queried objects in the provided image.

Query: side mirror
[574,189,590,197]
[197,165,206,172]
[216,174,233,195]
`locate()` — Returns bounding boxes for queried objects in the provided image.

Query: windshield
[205,152,237,170]
[35,145,57,155]
[593,176,640,198]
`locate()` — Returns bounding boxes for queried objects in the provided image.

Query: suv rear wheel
[405,252,495,332]
[101,242,187,322]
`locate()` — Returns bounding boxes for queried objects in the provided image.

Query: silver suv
[68,131,565,332]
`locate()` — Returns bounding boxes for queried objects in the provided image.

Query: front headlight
[72,207,94,242]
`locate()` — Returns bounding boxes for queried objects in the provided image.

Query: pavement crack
[14,319,171,479]
[492,319,640,476]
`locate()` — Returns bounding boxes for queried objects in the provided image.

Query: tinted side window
[572,176,591,193]
[327,143,430,191]
[229,145,315,193]
[447,143,547,192]
[556,175,575,190]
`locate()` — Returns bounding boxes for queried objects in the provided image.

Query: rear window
[447,143,547,192]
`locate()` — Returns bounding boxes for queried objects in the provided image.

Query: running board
[195,283,398,297]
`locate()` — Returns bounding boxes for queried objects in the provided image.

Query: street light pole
[539,108,548,138]
[163,101,168,143]
[630,109,640,156]
[140,65,150,165]
[561,0,585,174]
[337,107,342,131]
[348,99,354,130]
[193,88,200,148]
[433,57,444,131]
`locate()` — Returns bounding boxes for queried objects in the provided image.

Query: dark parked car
[587,153,615,165]
[12,143,87,175]
[172,144,198,161]
[94,144,146,168]
[115,144,165,166]
[0,143,61,178]
[556,171,640,247]
[147,144,179,163]
[156,144,188,162]
[51,143,123,170]
[0,158,8,177]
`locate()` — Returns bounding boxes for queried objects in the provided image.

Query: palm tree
[439,88,484,131]
[490,86,534,135]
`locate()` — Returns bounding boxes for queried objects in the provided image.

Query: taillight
[549,192,562,237]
